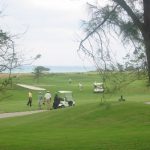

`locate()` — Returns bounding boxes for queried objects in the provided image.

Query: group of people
[27,91,52,110]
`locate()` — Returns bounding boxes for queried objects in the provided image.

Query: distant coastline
[4,65,96,73]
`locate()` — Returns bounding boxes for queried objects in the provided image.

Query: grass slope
[0,102,150,150]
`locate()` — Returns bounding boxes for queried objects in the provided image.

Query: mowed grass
[0,102,150,150]
[0,73,150,149]
[0,73,103,112]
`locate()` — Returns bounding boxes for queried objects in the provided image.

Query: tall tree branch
[113,0,144,32]
[79,4,119,50]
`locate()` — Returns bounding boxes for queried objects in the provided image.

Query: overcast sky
[0,0,127,67]
[0,0,99,66]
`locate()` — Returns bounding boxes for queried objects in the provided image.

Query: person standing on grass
[53,93,60,109]
[68,78,72,84]
[27,91,32,107]
[78,82,83,91]
[44,91,52,110]
[38,91,43,110]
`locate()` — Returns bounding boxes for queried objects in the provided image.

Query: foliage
[0,30,19,73]
[32,66,50,82]
[79,0,150,81]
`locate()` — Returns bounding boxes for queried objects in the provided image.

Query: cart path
[0,110,47,119]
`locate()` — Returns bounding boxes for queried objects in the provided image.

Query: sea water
[8,65,95,73]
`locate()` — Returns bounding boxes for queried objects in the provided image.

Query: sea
[8,65,96,73]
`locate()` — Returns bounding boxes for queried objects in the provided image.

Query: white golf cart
[93,82,104,93]
[53,91,75,109]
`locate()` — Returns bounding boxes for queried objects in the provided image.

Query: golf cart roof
[58,91,72,94]
[93,82,103,86]
[17,84,46,91]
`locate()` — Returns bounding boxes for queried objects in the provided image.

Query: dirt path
[0,110,47,119]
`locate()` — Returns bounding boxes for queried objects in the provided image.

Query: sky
[0,0,126,67]
[0,0,98,66]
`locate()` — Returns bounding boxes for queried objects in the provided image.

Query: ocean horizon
[7,65,96,73]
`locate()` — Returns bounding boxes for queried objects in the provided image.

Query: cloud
[23,0,86,11]
[0,0,93,66]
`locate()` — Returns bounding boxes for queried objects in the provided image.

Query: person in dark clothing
[53,94,60,109]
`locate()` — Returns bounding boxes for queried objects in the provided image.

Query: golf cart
[53,91,75,109]
[93,82,104,93]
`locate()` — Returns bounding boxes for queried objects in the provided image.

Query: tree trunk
[143,35,150,82]
[143,0,150,82]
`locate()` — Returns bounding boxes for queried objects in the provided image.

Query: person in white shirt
[44,91,51,110]
[78,83,83,91]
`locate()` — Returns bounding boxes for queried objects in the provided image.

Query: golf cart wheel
[68,101,73,106]
[60,105,65,108]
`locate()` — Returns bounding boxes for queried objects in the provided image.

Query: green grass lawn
[0,73,150,149]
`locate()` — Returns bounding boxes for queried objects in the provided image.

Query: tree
[0,8,42,92]
[0,30,17,72]
[0,31,41,85]
[0,27,42,88]
[0,29,19,87]
[33,66,50,83]
[79,0,150,82]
